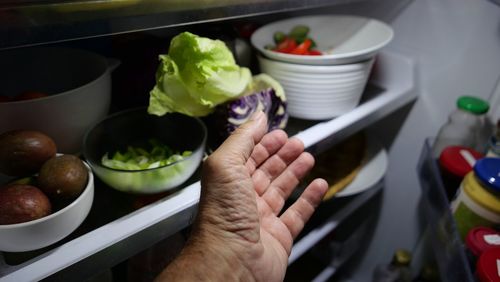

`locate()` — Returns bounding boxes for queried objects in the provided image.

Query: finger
[262,152,315,214]
[280,178,328,240]
[252,138,304,195]
[213,111,268,166]
[246,129,288,174]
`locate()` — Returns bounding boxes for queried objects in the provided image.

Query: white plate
[251,15,393,65]
[335,136,388,197]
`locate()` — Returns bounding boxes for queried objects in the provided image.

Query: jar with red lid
[466,227,500,265]
[439,146,483,200]
[476,248,500,282]
[451,158,500,239]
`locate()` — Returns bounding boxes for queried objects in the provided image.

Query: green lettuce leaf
[148,32,252,117]
[247,73,286,101]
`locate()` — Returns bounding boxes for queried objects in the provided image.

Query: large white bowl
[0,161,94,252]
[271,75,364,92]
[258,55,374,120]
[257,54,373,73]
[0,47,119,154]
[286,88,367,101]
[287,92,364,104]
[251,15,393,65]
[287,99,361,119]
[267,71,368,83]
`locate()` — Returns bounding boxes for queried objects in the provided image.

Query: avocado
[0,130,57,176]
[0,184,52,225]
[37,155,88,199]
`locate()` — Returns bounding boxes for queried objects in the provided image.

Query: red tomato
[306,50,323,56]
[290,39,312,55]
[274,38,297,53]
[14,91,49,101]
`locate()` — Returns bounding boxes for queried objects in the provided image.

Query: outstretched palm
[158,112,327,282]
[197,112,328,282]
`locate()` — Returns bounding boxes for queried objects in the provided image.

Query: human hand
[157,111,328,282]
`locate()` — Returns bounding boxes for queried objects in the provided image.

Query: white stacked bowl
[251,15,393,120]
[258,55,374,120]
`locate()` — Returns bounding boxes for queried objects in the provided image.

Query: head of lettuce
[148,32,253,117]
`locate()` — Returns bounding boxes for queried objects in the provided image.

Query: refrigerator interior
[342,0,500,281]
[1,0,500,281]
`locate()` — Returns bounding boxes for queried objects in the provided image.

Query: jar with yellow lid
[451,158,500,240]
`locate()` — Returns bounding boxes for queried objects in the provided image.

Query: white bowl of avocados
[0,130,94,252]
[0,165,93,252]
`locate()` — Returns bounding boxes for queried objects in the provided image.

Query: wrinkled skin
[157,111,328,282]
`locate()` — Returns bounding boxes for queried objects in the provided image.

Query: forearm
[155,229,255,282]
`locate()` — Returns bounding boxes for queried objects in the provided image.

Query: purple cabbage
[212,88,288,138]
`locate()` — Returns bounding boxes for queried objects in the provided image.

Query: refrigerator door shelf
[0,51,416,282]
[417,138,475,282]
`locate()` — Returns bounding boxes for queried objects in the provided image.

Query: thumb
[214,111,268,165]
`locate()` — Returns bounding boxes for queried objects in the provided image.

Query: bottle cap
[439,146,483,177]
[473,158,500,193]
[476,248,500,282]
[466,227,500,257]
[457,96,490,114]
[392,249,411,266]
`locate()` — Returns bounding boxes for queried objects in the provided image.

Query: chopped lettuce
[101,139,192,171]
[148,32,253,117]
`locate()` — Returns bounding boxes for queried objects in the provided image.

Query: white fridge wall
[343,0,500,280]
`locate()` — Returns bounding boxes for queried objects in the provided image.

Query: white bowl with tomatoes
[251,15,393,65]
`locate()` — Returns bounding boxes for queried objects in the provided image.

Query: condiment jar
[451,158,500,239]
[439,146,483,200]
[476,248,500,282]
[466,227,500,264]
[433,96,490,157]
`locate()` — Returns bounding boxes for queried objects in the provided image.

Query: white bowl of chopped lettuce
[82,107,206,194]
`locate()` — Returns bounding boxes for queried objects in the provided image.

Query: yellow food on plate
[307,132,366,201]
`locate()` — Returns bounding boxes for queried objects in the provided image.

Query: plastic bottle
[373,249,413,282]
[432,96,491,158]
